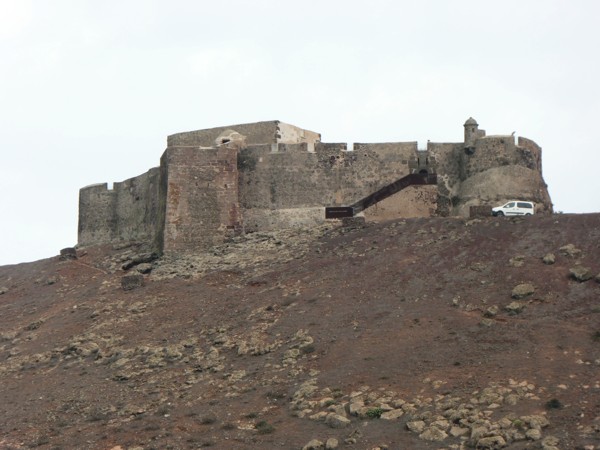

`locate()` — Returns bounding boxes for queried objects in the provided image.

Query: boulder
[121,274,144,291]
[419,426,448,442]
[406,420,426,433]
[511,283,535,299]
[325,413,350,428]
[569,266,593,282]
[136,263,153,274]
[325,438,339,449]
[477,435,507,448]
[59,247,78,260]
[302,439,324,450]
[542,253,555,265]
[380,409,404,420]
[0,287,8,295]
[559,244,581,257]
[505,301,525,315]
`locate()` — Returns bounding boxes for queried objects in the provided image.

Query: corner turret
[464,117,485,151]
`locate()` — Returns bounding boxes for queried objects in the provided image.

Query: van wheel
[525,213,532,216]
[497,211,504,216]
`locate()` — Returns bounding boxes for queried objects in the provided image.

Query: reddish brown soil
[0,214,599,449]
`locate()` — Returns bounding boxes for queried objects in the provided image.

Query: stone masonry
[78,118,553,255]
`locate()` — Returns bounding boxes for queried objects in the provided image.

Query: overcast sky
[1,0,599,266]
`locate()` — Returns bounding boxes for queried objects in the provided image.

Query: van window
[517,202,532,208]
[506,202,515,208]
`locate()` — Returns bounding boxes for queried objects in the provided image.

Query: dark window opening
[419,169,428,175]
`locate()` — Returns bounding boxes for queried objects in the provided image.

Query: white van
[492,201,535,216]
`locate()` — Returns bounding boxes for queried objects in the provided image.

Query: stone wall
[237,141,420,231]
[78,167,161,246]
[159,146,240,254]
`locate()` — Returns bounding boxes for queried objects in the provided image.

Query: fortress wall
[517,137,542,171]
[112,167,161,244]
[464,136,519,177]
[161,147,240,254]
[342,143,417,200]
[427,143,464,216]
[238,142,422,231]
[78,183,116,246]
[78,167,161,247]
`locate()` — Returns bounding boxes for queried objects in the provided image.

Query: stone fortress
[78,118,553,255]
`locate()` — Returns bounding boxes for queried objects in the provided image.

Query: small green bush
[545,398,563,409]
[365,407,383,419]
[255,420,275,434]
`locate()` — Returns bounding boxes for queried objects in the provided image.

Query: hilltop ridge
[1,214,599,449]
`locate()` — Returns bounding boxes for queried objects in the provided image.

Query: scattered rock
[122,252,158,270]
[525,428,542,440]
[121,274,144,291]
[569,266,593,282]
[406,420,427,433]
[325,438,339,449]
[542,253,555,265]
[0,287,7,295]
[484,305,499,317]
[302,439,324,450]
[596,273,600,283]
[380,409,404,420]
[136,263,153,274]
[541,435,560,450]
[325,413,350,428]
[59,247,78,260]
[559,244,581,257]
[505,301,525,315]
[511,283,535,299]
[477,435,507,448]
[509,255,525,267]
[419,426,448,442]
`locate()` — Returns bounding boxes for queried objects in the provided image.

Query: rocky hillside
[0,214,599,450]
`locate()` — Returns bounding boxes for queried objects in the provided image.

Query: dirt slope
[0,214,599,450]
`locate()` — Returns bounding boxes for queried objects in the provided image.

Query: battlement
[78,118,552,254]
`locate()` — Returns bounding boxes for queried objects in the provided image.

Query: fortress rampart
[78,118,553,254]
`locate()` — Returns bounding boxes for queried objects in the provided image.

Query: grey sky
[1,0,599,265]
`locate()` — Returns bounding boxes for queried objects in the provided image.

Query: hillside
[0,214,599,450]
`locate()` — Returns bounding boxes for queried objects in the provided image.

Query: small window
[506,202,515,208]
[517,202,532,208]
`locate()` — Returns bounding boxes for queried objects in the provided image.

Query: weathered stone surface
[505,301,525,315]
[325,438,339,449]
[419,426,448,442]
[477,435,507,448]
[511,283,535,299]
[449,426,469,437]
[596,273,600,283]
[122,252,158,270]
[569,266,593,282]
[59,247,77,260]
[542,253,555,264]
[136,263,153,274]
[380,409,404,420]
[406,420,427,433]
[0,287,7,295]
[325,413,350,428]
[509,255,525,267]
[559,244,581,257]
[525,428,542,440]
[121,274,144,291]
[302,439,324,450]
